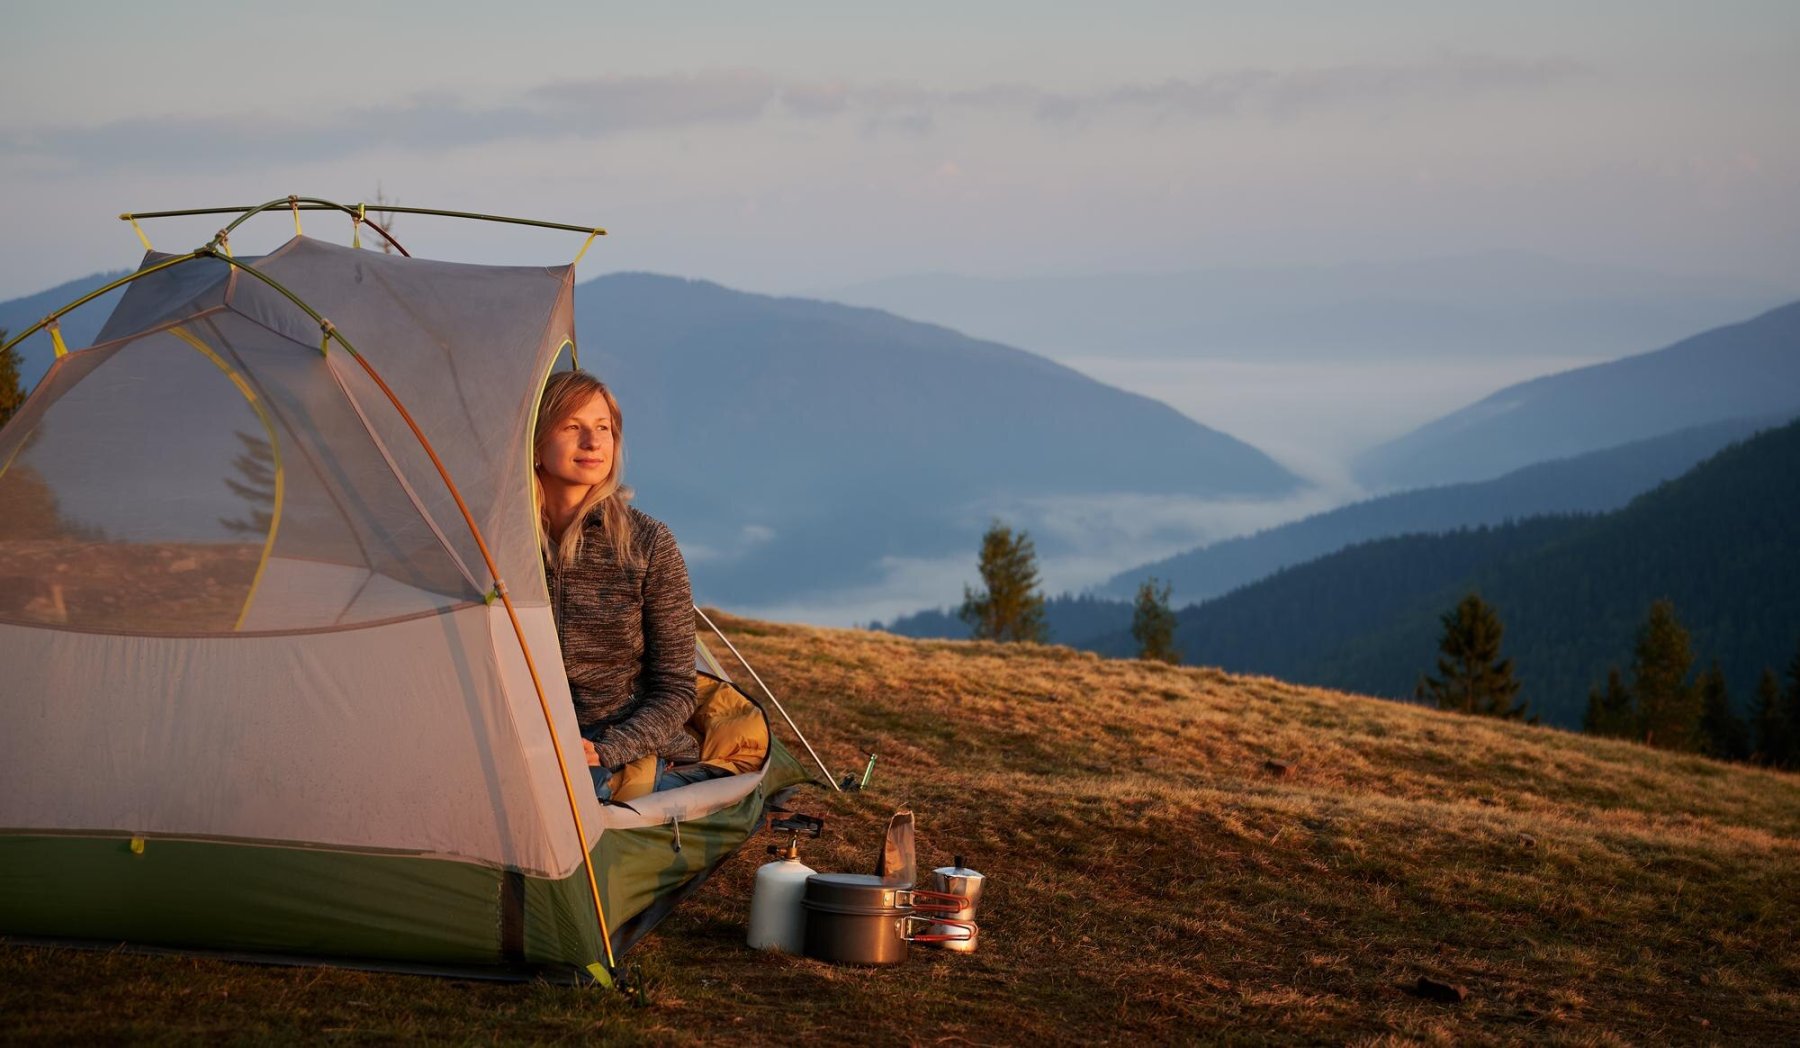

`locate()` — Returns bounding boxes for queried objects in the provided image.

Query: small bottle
[747,836,815,953]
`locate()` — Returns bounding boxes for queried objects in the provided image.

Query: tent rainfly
[0,199,810,985]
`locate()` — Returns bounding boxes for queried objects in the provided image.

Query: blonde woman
[534,370,716,797]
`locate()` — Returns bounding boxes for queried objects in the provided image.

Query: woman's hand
[581,738,601,767]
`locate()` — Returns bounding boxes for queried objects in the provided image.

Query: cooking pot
[800,873,972,965]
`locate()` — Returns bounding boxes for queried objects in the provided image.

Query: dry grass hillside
[5,613,1798,1045]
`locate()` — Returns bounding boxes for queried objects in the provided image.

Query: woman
[534,370,717,797]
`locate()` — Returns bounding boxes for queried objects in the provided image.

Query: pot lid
[804,872,912,911]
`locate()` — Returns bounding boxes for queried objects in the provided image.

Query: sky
[2,1,1798,299]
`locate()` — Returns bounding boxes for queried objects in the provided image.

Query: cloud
[2,55,1590,173]
[778,81,852,118]
[860,111,935,139]
[6,71,783,173]
[683,522,777,565]
[526,70,780,133]
[973,54,1593,123]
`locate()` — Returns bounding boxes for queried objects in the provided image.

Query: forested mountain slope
[1098,415,1780,604]
[1152,419,1800,726]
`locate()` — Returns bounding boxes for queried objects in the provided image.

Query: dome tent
[0,198,810,985]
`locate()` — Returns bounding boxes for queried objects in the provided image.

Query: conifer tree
[959,520,1047,643]
[1131,577,1180,664]
[219,430,277,537]
[0,329,24,431]
[1631,599,1701,751]
[1696,661,1748,761]
[1584,667,1633,737]
[1416,593,1527,719]
[1749,667,1786,766]
[1784,638,1800,768]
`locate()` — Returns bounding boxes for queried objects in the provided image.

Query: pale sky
[2,0,1797,298]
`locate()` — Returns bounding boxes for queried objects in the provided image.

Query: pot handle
[901,915,974,943]
[902,888,969,914]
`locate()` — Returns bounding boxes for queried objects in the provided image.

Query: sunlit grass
[4,613,1796,1044]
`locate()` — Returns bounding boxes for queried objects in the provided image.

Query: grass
[5,612,1798,1044]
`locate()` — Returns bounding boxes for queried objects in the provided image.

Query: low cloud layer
[4,55,1588,173]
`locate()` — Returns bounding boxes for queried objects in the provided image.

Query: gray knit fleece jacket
[548,506,698,769]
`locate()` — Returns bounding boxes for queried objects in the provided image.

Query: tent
[0,199,812,985]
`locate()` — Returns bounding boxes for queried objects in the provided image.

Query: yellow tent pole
[336,338,618,976]
[0,251,204,362]
[120,213,153,252]
[166,325,285,632]
[571,229,605,267]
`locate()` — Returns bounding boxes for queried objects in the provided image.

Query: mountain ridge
[1,263,1304,610]
[1146,417,1800,726]
[1094,413,1793,605]
[1354,299,1800,490]
[825,252,1793,362]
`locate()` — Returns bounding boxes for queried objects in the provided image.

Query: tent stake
[694,605,842,791]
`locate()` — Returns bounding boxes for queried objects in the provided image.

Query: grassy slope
[5,615,1798,1045]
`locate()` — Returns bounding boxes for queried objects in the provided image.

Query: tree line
[1400,589,1799,765]
[1579,598,1800,765]
[1,329,21,430]
[958,520,1179,663]
[955,518,1800,767]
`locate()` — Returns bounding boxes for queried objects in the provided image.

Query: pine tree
[0,328,63,542]
[218,431,277,537]
[1631,599,1701,751]
[1416,593,1527,719]
[1750,667,1789,767]
[959,520,1047,643]
[1696,661,1748,761]
[1131,577,1180,664]
[0,328,24,431]
[1584,667,1633,737]
[1783,638,1800,768]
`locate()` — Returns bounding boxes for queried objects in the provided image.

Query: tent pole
[0,252,206,359]
[124,197,605,240]
[124,200,411,255]
[165,325,287,632]
[693,604,843,792]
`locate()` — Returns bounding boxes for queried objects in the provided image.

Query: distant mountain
[1095,415,1790,605]
[1354,300,1800,491]
[0,271,131,386]
[0,266,1309,613]
[573,274,1302,605]
[824,253,1790,363]
[875,593,1132,646]
[1115,419,1800,727]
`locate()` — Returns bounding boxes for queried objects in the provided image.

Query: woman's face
[538,391,615,493]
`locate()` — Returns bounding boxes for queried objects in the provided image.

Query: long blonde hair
[534,370,636,569]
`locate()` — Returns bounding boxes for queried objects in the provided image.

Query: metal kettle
[923,856,985,953]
